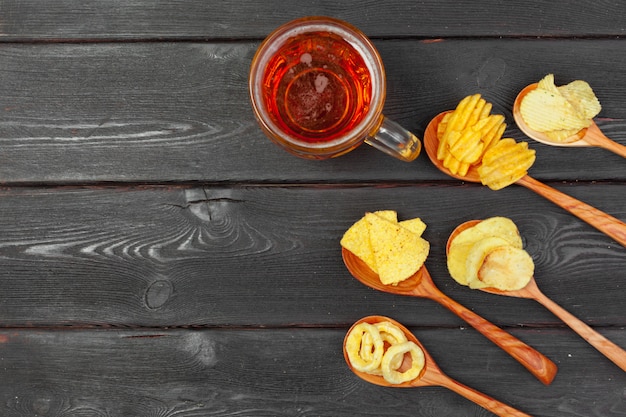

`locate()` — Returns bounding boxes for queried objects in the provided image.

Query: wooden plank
[0,327,624,417]
[0,40,625,184]
[2,0,626,40]
[0,185,623,328]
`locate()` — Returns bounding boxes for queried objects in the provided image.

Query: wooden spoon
[342,248,557,384]
[344,315,533,417]
[514,83,626,157]
[424,112,626,248]
[447,220,626,372]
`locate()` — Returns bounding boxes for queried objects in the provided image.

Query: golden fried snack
[346,320,425,384]
[447,217,522,286]
[477,138,536,190]
[381,341,425,384]
[520,74,602,143]
[447,217,534,291]
[345,322,384,373]
[435,94,507,176]
[341,210,430,286]
[366,213,429,285]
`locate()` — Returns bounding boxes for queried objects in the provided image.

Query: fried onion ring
[345,322,384,373]
[381,341,425,384]
[375,321,408,345]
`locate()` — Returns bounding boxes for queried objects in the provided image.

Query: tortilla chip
[365,213,429,285]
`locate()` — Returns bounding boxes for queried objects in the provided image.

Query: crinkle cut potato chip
[434,93,536,190]
[340,210,430,285]
[447,217,533,290]
[478,138,536,190]
[520,74,602,143]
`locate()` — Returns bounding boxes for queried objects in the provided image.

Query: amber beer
[250,17,421,161]
[262,30,372,143]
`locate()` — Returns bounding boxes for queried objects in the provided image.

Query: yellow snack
[520,88,589,132]
[346,320,425,385]
[558,80,602,120]
[375,321,408,345]
[340,210,399,272]
[381,341,425,384]
[366,213,429,285]
[340,216,376,271]
[447,217,534,291]
[520,74,602,142]
[436,94,507,175]
[345,322,384,373]
[475,246,534,290]
[465,236,512,288]
[447,217,522,285]
[398,217,427,237]
[478,138,536,190]
[341,211,430,286]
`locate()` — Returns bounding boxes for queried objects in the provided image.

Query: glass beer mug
[249,16,422,161]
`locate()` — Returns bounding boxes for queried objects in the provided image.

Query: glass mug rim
[249,16,387,159]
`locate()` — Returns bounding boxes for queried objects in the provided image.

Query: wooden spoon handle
[516,175,626,247]
[583,123,626,158]
[427,372,532,417]
[534,292,626,372]
[431,290,557,384]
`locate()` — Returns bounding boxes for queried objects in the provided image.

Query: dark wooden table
[1,2,625,416]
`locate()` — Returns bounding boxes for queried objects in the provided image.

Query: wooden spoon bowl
[344,316,533,416]
[342,248,557,384]
[424,112,626,248]
[447,220,626,372]
[513,83,626,157]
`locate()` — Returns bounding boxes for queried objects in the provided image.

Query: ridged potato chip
[478,139,536,190]
[436,94,507,176]
[558,80,601,120]
[520,88,590,132]
[520,74,601,138]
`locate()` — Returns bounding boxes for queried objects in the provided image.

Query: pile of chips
[447,217,534,291]
[435,94,536,190]
[340,210,429,285]
[436,94,506,177]
[345,320,425,384]
[520,74,602,143]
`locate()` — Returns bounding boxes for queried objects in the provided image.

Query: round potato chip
[476,245,534,290]
[447,217,522,285]
[465,236,511,288]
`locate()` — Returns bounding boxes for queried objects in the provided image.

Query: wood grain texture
[0,185,623,328]
[0,40,625,183]
[1,3,625,416]
[1,0,626,40]
[0,327,624,417]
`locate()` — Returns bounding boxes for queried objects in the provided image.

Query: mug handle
[365,116,422,162]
